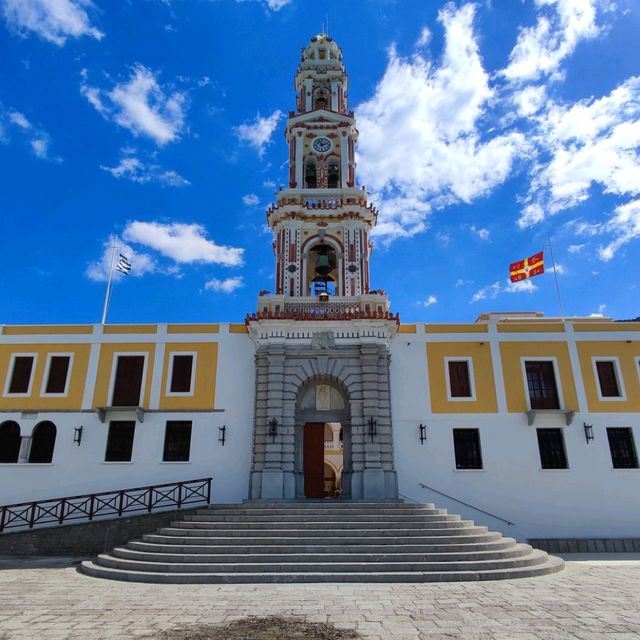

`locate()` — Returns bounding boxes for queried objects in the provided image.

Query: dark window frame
[168,353,195,395]
[607,427,639,469]
[525,360,561,410]
[594,359,622,399]
[453,428,483,470]
[6,354,36,395]
[28,421,57,464]
[110,355,146,407]
[43,354,72,395]
[0,421,21,464]
[536,428,568,469]
[447,359,473,399]
[162,421,193,462]
[105,421,136,462]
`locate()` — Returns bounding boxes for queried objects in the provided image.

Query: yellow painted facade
[167,324,219,334]
[497,322,565,333]
[92,343,156,409]
[576,341,640,412]
[426,324,488,334]
[426,342,498,413]
[0,343,91,410]
[102,325,157,335]
[1,325,93,335]
[500,342,579,413]
[159,342,218,410]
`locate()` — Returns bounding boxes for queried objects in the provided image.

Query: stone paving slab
[0,556,639,639]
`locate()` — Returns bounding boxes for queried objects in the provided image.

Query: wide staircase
[79,501,564,583]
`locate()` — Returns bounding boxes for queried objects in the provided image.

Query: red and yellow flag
[509,251,544,283]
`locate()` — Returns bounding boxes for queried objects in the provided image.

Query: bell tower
[247,35,399,503]
[255,34,391,314]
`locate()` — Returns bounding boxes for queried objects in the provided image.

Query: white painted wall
[0,325,255,506]
[390,332,640,541]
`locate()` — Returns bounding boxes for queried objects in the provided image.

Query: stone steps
[78,501,564,583]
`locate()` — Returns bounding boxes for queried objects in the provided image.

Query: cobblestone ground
[0,557,639,639]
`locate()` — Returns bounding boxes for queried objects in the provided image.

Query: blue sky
[0,0,639,325]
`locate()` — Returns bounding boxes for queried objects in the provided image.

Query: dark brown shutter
[170,355,193,393]
[111,356,145,406]
[45,356,71,394]
[448,361,471,397]
[8,356,34,394]
[303,422,325,498]
[596,361,620,397]
[525,361,560,409]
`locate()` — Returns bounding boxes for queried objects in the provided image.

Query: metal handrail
[0,477,212,533]
[418,482,514,526]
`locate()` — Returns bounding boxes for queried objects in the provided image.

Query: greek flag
[115,254,132,275]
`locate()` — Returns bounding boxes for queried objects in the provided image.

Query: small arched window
[305,161,317,188]
[0,421,21,463]
[28,421,56,464]
[328,162,340,188]
[313,88,329,111]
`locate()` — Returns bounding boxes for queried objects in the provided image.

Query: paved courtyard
[0,556,639,639]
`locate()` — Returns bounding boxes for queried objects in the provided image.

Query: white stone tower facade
[247,35,399,501]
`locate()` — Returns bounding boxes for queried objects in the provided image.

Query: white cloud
[416,26,431,47]
[422,294,437,307]
[236,0,292,10]
[547,262,567,274]
[470,225,490,240]
[568,243,585,253]
[2,106,60,161]
[81,65,187,146]
[455,278,473,287]
[86,236,156,282]
[8,110,30,129]
[2,0,103,46]
[123,221,244,266]
[204,276,244,293]
[234,110,282,157]
[589,303,607,317]
[356,4,527,241]
[242,193,260,206]
[30,135,51,159]
[262,179,276,188]
[512,85,547,117]
[470,277,538,302]
[597,200,640,261]
[100,153,190,187]
[502,0,605,83]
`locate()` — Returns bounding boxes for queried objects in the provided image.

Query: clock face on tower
[312,137,332,153]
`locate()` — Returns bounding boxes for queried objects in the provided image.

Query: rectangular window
[607,428,638,469]
[448,360,472,398]
[169,355,194,394]
[111,355,145,406]
[163,421,193,462]
[525,361,560,410]
[44,355,71,394]
[536,428,568,469]
[596,361,621,398]
[7,356,35,394]
[105,421,136,462]
[453,429,483,469]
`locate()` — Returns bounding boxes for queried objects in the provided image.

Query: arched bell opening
[313,87,330,111]
[305,159,317,188]
[294,377,351,499]
[327,160,340,188]
[306,243,338,297]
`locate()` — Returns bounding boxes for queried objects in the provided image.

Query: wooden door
[112,356,145,406]
[303,422,325,498]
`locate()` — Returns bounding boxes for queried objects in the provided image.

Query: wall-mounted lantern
[73,426,83,447]
[584,423,594,443]
[268,418,278,443]
[218,425,227,446]
[367,417,377,442]
[418,423,427,445]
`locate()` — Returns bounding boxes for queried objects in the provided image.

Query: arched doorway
[294,377,350,499]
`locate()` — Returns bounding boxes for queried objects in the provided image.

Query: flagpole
[546,232,565,322]
[101,236,119,325]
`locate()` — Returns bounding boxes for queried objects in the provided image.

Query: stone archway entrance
[295,379,350,499]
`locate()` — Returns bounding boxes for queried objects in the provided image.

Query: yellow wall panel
[426,343,497,413]
[499,342,578,413]
[229,324,249,334]
[0,344,90,410]
[497,322,565,333]
[103,325,157,335]
[92,343,155,408]
[167,324,219,334]
[398,324,417,334]
[576,341,640,412]
[574,322,640,332]
[426,324,488,334]
[2,325,93,335]
[159,343,218,410]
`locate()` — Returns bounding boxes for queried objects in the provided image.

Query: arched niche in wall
[0,421,21,464]
[28,421,57,464]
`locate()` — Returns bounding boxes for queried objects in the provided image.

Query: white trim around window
[444,357,476,401]
[165,351,197,397]
[40,352,75,398]
[520,356,565,411]
[592,357,626,401]
[108,352,149,407]
[3,353,38,398]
